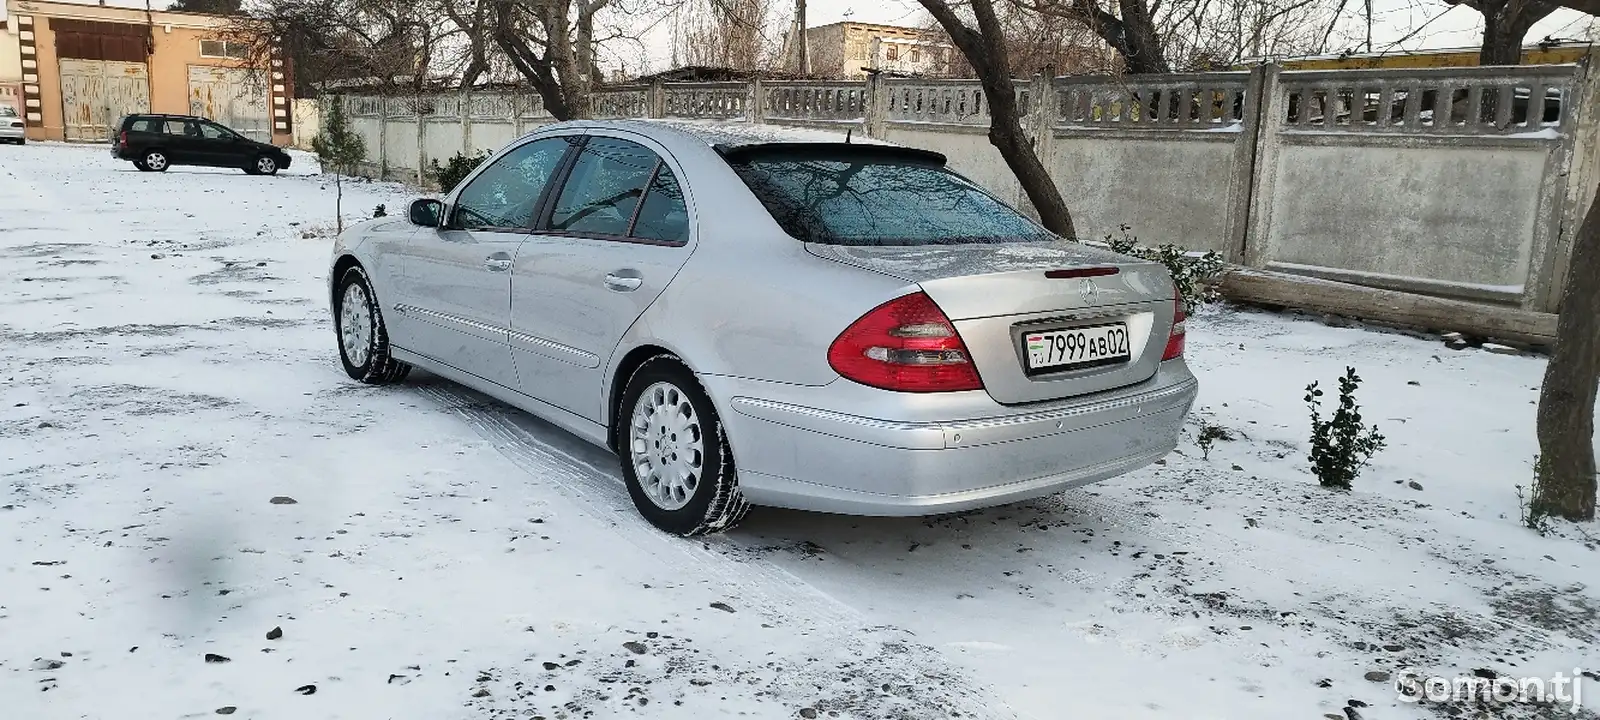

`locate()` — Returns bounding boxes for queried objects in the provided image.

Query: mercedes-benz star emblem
[1080,278,1098,304]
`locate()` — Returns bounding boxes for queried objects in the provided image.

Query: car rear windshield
[724,148,1053,246]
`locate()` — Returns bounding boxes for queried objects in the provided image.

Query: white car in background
[0,105,24,145]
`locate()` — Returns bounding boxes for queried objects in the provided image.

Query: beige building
[4,0,292,144]
[803,21,953,79]
[2,5,21,113]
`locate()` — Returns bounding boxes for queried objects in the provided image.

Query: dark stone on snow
[216,707,236,715]
[269,496,298,505]
[1364,671,1391,682]
[266,627,283,641]
[204,654,231,664]
[710,602,735,613]
[622,641,647,655]
[295,685,316,695]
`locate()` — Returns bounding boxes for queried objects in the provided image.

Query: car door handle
[603,273,643,292]
[484,256,513,272]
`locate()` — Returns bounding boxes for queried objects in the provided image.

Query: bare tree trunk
[1453,0,1558,66]
[1534,181,1600,522]
[1114,0,1171,74]
[1479,3,1528,66]
[919,0,1076,238]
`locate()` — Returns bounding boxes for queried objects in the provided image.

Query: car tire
[251,155,279,176]
[142,150,169,172]
[617,357,750,536]
[334,265,411,384]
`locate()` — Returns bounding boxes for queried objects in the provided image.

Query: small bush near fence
[430,151,491,194]
[1305,367,1386,490]
[1102,225,1224,312]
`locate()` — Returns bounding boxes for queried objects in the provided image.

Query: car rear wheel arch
[608,345,678,453]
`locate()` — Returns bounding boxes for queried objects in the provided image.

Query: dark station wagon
[111,113,292,175]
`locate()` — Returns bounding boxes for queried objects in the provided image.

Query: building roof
[804,20,930,35]
[591,118,895,149]
[11,0,239,30]
[627,65,823,84]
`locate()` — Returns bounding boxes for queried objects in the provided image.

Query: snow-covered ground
[2,142,1597,720]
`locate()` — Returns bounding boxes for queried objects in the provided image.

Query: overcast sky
[42,0,1600,74]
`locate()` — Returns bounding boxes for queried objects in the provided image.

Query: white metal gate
[59,59,149,141]
[188,66,269,141]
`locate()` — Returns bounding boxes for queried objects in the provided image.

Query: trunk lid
[806,241,1177,405]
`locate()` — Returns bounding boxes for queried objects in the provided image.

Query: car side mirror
[410,198,443,228]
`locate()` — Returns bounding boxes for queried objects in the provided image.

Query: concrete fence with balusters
[337,54,1600,326]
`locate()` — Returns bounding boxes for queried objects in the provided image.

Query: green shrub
[1306,367,1386,489]
[1104,225,1224,312]
[430,151,490,194]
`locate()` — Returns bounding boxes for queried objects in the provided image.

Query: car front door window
[198,122,233,141]
[452,137,572,231]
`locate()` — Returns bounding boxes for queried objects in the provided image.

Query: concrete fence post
[865,73,888,138]
[649,79,667,119]
[460,89,472,158]
[749,77,765,124]
[1225,63,1273,266]
[1544,49,1600,312]
[377,95,389,180]
[416,95,426,187]
[1240,63,1284,269]
[1027,73,1056,174]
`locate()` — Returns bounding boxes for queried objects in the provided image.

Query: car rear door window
[451,137,571,231]
[548,137,658,237]
[726,150,1051,246]
[628,164,689,244]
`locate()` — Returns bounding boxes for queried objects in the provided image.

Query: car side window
[548,137,660,237]
[629,164,689,244]
[130,118,159,133]
[198,122,232,140]
[161,120,188,136]
[451,137,571,231]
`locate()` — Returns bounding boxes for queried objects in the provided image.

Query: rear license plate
[1025,323,1131,372]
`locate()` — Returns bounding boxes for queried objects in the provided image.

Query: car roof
[540,119,948,165]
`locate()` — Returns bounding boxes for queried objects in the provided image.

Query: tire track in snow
[415,382,1018,719]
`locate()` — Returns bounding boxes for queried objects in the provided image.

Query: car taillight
[1162,289,1186,360]
[828,291,983,393]
[118,130,127,147]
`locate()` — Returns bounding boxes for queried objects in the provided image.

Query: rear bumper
[0,126,24,140]
[709,361,1197,516]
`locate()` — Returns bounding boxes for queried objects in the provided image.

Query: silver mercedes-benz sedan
[328,119,1198,535]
